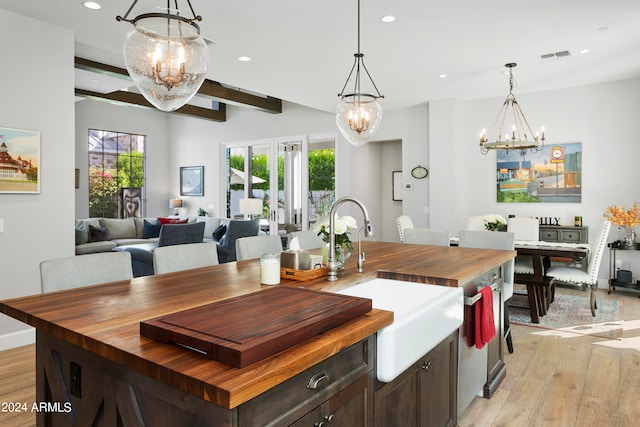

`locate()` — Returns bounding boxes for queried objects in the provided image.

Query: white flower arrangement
[313,215,358,251]
[482,214,507,231]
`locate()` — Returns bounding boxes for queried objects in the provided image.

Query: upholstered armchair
[216,219,260,263]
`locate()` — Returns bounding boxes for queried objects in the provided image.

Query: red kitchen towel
[475,286,496,349]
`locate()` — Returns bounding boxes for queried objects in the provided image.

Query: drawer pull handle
[421,361,432,371]
[314,422,325,427]
[324,414,335,423]
[307,371,330,389]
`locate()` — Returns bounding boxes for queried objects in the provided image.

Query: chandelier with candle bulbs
[336,0,384,147]
[117,0,209,112]
[479,63,545,154]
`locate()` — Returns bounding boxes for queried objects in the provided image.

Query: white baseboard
[0,328,35,351]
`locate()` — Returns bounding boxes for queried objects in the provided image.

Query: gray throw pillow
[143,219,162,238]
[89,224,111,242]
[212,224,227,242]
[75,220,90,245]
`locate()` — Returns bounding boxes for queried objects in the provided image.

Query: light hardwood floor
[1,286,639,427]
[460,286,640,427]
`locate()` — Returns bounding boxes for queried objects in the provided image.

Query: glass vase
[335,245,352,270]
[623,228,637,247]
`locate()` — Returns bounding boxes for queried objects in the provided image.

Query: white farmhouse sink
[337,278,463,383]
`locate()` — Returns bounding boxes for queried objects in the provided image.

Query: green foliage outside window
[229,149,335,192]
[88,166,119,218]
[116,151,145,188]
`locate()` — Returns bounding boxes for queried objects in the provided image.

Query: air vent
[540,50,572,62]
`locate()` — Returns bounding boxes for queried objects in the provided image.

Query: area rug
[508,293,624,338]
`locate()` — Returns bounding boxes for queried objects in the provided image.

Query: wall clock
[411,165,428,179]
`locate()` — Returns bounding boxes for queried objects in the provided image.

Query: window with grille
[88,129,146,218]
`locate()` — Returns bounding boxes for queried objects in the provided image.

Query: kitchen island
[0,241,514,426]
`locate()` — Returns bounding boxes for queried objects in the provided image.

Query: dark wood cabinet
[291,374,372,427]
[374,331,458,427]
[37,330,373,427]
[237,335,374,426]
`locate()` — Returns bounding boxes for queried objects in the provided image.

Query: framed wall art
[0,126,41,194]
[180,166,204,196]
[496,142,582,203]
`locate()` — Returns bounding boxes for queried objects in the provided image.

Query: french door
[223,134,335,236]
[222,133,336,234]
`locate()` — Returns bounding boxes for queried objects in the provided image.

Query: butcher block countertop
[0,241,514,409]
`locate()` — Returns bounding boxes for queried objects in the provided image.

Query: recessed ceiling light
[439,74,447,79]
[579,49,590,55]
[238,56,251,62]
[381,15,396,23]
[82,1,102,10]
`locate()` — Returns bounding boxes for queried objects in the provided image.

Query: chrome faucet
[327,196,374,281]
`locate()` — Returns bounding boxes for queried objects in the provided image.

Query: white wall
[167,102,425,241]
[75,100,171,218]
[0,9,75,349]
[429,78,640,282]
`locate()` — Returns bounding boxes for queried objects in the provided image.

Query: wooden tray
[140,287,372,368]
[280,266,328,281]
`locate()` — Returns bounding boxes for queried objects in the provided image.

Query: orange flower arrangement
[603,203,640,228]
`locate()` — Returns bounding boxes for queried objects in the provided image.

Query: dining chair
[459,230,516,353]
[289,230,325,250]
[40,252,133,293]
[403,228,450,247]
[396,215,414,242]
[153,243,219,275]
[236,235,283,261]
[507,216,539,275]
[465,216,486,231]
[546,220,611,316]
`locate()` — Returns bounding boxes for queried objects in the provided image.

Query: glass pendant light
[117,0,209,112]
[336,0,384,147]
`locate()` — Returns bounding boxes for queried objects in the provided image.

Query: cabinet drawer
[539,226,588,243]
[559,231,581,243]
[238,336,374,426]
[540,230,559,241]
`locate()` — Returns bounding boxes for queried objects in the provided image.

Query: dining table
[511,241,590,323]
[451,237,591,323]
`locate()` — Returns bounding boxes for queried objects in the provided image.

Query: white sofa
[75,216,230,255]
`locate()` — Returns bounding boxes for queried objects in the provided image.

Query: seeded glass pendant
[117,1,209,112]
[336,0,384,147]
[336,92,383,146]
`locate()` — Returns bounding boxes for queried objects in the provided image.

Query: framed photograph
[180,166,204,196]
[0,126,41,194]
[392,170,402,201]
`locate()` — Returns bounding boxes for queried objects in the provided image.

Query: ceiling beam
[75,57,282,114]
[75,88,227,122]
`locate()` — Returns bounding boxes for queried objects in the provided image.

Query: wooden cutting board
[140,286,372,368]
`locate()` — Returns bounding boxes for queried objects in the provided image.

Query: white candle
[260,253,281,285]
